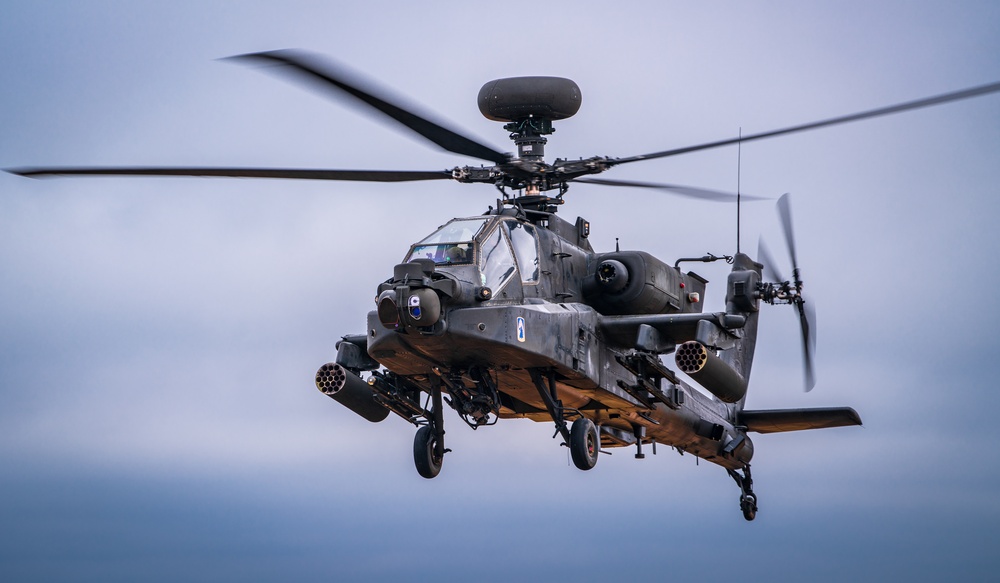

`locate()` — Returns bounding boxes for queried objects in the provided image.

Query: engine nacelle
[585,251,706,315]
[675,341,748,403]
[315,363,390,422]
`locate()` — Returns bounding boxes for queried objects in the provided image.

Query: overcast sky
[2,2,999,581]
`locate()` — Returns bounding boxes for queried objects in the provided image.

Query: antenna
[736,127,742,254]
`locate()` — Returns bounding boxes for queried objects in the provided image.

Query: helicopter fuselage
[354,208,755,470]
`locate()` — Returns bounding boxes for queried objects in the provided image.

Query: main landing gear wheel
[570,417,599,470]
[413,425,442,479]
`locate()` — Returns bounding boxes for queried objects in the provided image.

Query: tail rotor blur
[758,193,817,391]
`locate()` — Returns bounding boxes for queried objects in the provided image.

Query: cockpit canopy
[406,216,539,294]
[407,218,484,266]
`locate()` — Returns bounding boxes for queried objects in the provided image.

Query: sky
[1,1,999,581]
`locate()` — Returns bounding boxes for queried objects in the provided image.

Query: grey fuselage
[361,208,756,470]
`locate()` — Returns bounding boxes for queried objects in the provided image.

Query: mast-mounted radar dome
[477,77,581,122]
[478,77,581,162]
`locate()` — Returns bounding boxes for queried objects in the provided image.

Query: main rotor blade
[8,166,454,182]
[573,177,769,202]
[610,80,1000,166]
[228,50,509,165]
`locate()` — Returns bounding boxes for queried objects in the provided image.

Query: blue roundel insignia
[516,316,526,342]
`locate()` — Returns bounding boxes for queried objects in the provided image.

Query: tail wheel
[741,494,758,521]
[570,417,599,470]
[413,425,443,479]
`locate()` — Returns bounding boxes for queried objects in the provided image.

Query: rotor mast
[505,116,552,202]
[506,116,552,162]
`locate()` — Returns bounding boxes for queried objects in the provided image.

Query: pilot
[446,246,467,263]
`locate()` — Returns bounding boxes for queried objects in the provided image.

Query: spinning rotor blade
[799,297,817,392]
[776,193,800,283]
[756,238,785,282]
[228,50,509,165]
[9,166,454,182]
[610,80,1000,166]
[761,194,817,392]
[573,177,769,202]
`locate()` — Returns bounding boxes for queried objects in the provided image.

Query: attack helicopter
[10,51,1000,521]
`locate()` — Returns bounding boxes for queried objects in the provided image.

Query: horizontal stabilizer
[739,407,862,434]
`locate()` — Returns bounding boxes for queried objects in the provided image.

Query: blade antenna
[737,127,742,254]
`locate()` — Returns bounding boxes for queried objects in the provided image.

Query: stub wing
[597,312,745,352]
[739,407,862,434]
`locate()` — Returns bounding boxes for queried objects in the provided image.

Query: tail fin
[721,252,762,406]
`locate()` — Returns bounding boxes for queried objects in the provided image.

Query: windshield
[409,243,473,265]
[503,220,539,283]
[417,218,487,245]
[478,225,517,291]
[406,218,486,265]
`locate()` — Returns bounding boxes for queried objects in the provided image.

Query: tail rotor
[758,193,817,391]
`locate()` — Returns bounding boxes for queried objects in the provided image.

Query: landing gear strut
[529,367,599,471]
[728,465,758,521]
[414,382,448,479]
